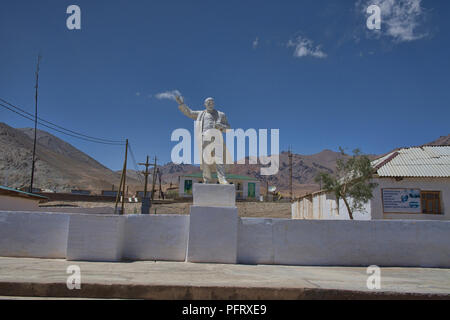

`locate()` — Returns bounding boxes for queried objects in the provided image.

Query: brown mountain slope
[0,122,139,192]
[424,134,450,146]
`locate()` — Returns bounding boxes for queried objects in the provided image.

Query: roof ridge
[374,151,400,171]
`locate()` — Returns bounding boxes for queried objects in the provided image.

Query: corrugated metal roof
[372,146,450,178]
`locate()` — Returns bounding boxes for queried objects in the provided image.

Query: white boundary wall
[124,214,189,261]
[238,218,450,267]
[0,211,70,258]
[66,214,126,261]
[0,211,449,267]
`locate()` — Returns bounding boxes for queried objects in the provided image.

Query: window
[184,180,193,195]
[421,191,441,214]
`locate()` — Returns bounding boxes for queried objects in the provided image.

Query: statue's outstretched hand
[175,95,184,105]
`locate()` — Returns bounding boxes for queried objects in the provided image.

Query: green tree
[315,148,377,220]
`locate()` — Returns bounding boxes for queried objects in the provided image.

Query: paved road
[0,257,449,299]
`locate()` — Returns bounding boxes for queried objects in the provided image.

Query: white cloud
[135,92,141,96]
[287,36,327,59]
[252,37,259,49]
[358,0,427,42]
[155,90,182,101]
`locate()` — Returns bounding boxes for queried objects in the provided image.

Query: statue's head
[204,97,215,111]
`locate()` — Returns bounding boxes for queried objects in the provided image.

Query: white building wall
[371,177,450,220]
[293,193,370,220]
[179,177,260,200]
[0,195,41,211]
[292,177,449,221]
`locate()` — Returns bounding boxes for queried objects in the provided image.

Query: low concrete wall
[238,218,450,268]
[66,214,126,262]
[0,211,69,258]
[123,214,189,261]
[1,211,449,267]
[238,218,274,265]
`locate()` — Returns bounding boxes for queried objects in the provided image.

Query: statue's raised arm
[176,95,200,120]
[175,95,230,185]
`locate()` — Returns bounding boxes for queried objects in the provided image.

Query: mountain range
[0,122,448,196]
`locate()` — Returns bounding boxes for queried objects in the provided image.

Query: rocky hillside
[0,122,139,192]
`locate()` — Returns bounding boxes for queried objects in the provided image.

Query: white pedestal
[187,183,238,264]
[193,183,236,207]
[66,214,125,262]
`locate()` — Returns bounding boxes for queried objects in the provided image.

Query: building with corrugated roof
[0,185,48,211]
[292,146,450,220]
[179,173,260,200]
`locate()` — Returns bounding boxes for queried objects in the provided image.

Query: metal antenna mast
[29,54,42,193]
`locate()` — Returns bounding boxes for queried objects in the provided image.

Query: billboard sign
[382,189,421,213]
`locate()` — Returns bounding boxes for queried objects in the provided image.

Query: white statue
[176,95,230,184]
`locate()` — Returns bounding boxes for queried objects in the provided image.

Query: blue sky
[1,0,449,170]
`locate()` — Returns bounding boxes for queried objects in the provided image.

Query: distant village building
[71,189,91,195]
[292,146,450,220]
[0,186,48,211]
[135,191,154,199]
[179,173,260,200]
[101,190,123,197]
[19,187,42,193]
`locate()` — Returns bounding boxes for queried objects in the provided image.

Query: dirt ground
[42,200,292,219]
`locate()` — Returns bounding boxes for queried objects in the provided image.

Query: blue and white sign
[382,189,421,213]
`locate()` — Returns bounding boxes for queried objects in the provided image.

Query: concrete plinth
[187,183,238,264]
[187,206,238,264]
[193,183,235,207]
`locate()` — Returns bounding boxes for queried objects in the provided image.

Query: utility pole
[121,139,128,215]
[29,54,41,193]
[157,168,164,199]
[289,146,293,201]
[114,139,128,215]
[139,155,150,198]
[151,156,157,202]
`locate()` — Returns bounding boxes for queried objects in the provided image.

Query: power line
[0,97,125,144]
[128,143,144,183]
[0,102,125,146]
